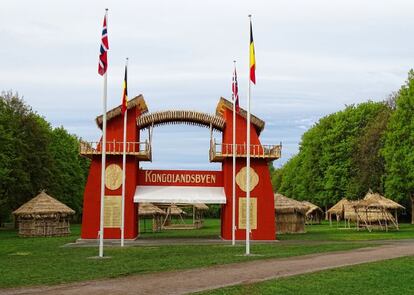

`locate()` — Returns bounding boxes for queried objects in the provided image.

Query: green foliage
[274,101,388,207]
[0,92,90,223]
[271,70,414,215]
[382,70,414,207]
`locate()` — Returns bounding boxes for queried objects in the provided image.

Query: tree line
[0,92,90,224]
[271,70,414,221]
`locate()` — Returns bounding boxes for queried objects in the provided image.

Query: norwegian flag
[232,67,240,112]
[98,13,109,76]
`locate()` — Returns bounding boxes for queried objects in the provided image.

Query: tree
[0,92,90,224]
[382,70,414,223]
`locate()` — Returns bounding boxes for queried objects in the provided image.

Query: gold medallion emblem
[105,164,123,190]
[235,167,259,192]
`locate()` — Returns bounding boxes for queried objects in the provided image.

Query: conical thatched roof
[13,191,75,217]
[363,191,405,210]
[193,203,209,210]
[274,194,309,214]
[138,203,166,216]
[302,201,323,216]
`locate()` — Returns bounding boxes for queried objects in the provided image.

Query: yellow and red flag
[249,19,256,84]
[121,62,128,115]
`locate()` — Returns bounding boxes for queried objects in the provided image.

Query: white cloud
[1,0,414,168]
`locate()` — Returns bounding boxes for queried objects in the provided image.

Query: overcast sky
[1,0,414,170]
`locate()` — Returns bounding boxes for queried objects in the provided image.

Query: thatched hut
[274,194,309,234]
[160,204,187,228]
[13,191,75,237]
[327,198,358,227]
[353,191,405,231]
[302,201,323,225]
[138,203,166,232]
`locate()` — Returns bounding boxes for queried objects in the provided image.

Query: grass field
[278,221,414,241]
[0,219,413,288]
[198,256,414,295]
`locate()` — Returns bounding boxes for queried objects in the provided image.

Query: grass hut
[327,198,358,227]
[13,191,75,237]
[302,201,323,225]
[161,204,187,229]
[363,191,405,225]
[138,203,166,232]
[353,199,398,232]
[274,194,309,234]
[352,191,405,231]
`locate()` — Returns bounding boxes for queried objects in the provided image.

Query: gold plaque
[105,164,123,190]
[104,196,122,228]
[236,167,259,192]
[238,197,257,230]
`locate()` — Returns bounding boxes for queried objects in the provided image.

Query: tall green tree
[0,92,90,224]
[382,70,414,223]
[273,101,388,208]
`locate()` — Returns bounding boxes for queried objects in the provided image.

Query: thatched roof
[138,203,166,216]
[356,207,395,222]
[193,203,209,210]
[216,97,265,134]
[327,198,350,215]
[96,95,148,128]
[168,204,185,216]
[274,194,309,214]
[137,110,225,131]
[13,191,75,217]
[302,201,323,216]
[327,198,358,220]
[363,191,405,210]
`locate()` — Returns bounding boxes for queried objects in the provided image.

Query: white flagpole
[245,14,252,256]
[99,8,109,258]
[121,58,129,247]
[232,60,237,246]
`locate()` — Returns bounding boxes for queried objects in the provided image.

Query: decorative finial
[105,8,109,11]
[248,14,252,18]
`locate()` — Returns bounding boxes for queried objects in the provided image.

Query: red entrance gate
[80,96,281,240]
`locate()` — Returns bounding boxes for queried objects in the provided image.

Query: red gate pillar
[81,96,147,240]
[219,101,276,240]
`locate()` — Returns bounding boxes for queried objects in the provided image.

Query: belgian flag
[249,19,256,84]
[121,61,128,115]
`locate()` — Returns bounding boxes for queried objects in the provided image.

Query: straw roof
[327,198,359,220]
[96,95,148,128]
[216,97,265,134]
[356,207,395,222]
[168,204,185,216]
[274,194,309,214]
[363,191,405,210]
[13,191,75,217]
[138,203,166,216]
[137,110,225,131]
[327,198,350,215]
[302,201,323,216]
[193,203,209,210]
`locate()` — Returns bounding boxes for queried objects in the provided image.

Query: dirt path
[3,241,414,295]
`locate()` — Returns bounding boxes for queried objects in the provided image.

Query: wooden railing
[80,140,152,160]
[209,139,282,162]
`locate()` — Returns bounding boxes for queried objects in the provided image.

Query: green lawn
[1,219,413,288]
[198,256,414,295]
[278,221,414,241]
